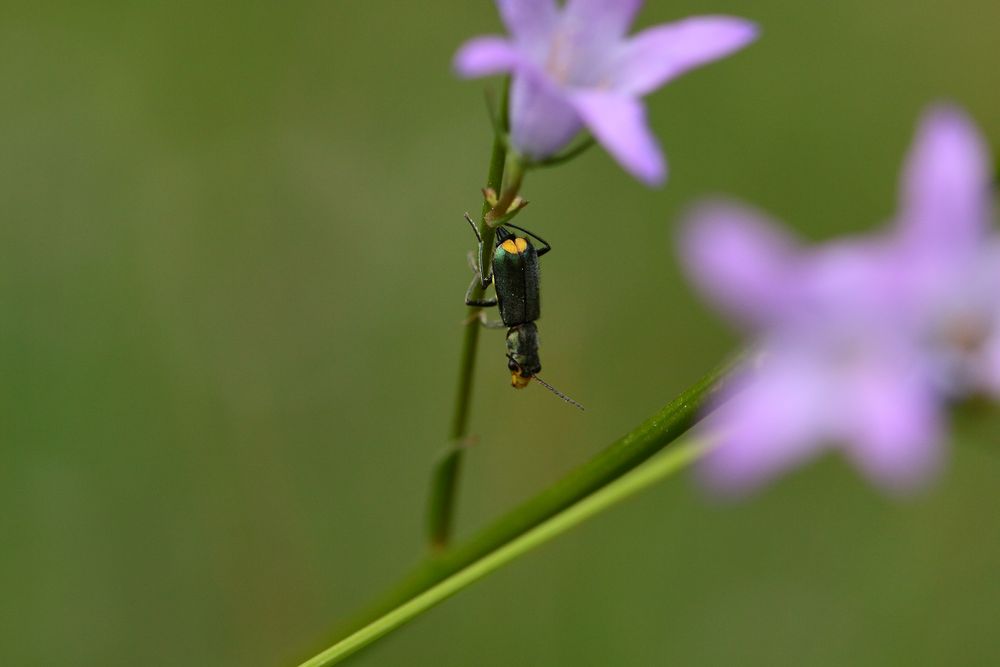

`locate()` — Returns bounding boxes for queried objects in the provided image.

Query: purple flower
[454,0,758,185]
[683,204,944,493]
[892,107,1000,398]
[680,105,997,495]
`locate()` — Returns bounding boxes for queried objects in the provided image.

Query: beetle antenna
[533,375,586,411]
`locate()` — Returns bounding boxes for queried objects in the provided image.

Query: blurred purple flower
[454,0,757,185]
[682,204,944,493]
[892,106,1000,398]
[680,104,996,495]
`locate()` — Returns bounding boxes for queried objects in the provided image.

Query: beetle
[463,214,583,409]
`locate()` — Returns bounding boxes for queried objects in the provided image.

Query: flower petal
[496,0,559,47]
[842,363,944,492]
[680,200,797,327]
[562,0,643,43]
[897,104,991,255]
[509,73,583,159]
[570,90,665,185]
[792,237,909,321]
[614,17,759,96]
[700,360,829,494]
[453,36,523,78]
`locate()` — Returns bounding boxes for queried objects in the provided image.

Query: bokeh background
[3,1,1000,665]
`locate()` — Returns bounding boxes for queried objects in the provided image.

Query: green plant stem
[429,81,513,550]
[342,360,730,643]
[297,437,710,667]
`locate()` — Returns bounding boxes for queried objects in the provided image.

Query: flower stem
[429,81,512,550]
[298,437,709,667]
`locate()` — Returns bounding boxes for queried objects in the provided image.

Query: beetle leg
[463,310,506,329]
[465,213,498,288]
[478,311,507,329]
[467,250,487,275]
[464,212,482,244]
[465,273,498,308]
[466,249,494,294]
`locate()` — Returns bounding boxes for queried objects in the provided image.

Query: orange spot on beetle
[511,373,532,389]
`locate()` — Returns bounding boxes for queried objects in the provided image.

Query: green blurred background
[3,1,1000,665]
